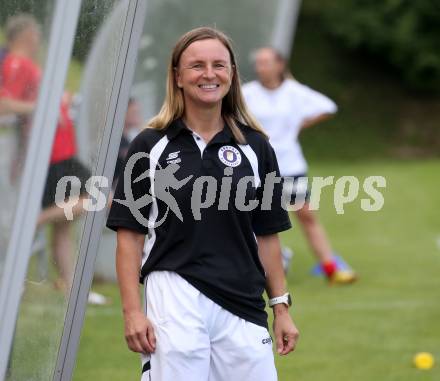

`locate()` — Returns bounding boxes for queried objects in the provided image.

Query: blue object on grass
[311,254,352,276]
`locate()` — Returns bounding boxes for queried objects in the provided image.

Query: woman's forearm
[0,98,34,116]
[116,229,145,315]
[300,112,334,130]
[256,234,286,299]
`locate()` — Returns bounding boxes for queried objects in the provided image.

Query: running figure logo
[114,152,192,228]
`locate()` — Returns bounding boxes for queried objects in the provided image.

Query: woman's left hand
[272,305,299,355]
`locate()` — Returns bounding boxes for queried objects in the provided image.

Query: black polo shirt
[107,118,291,328]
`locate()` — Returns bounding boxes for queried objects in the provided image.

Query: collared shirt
[107,118,291,328]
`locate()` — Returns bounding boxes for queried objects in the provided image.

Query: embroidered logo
[218,145,241,167]
[166,151,181,165]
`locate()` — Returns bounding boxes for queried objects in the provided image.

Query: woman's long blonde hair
[147,27,266,143]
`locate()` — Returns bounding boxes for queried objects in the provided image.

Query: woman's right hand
[123,310,156,354]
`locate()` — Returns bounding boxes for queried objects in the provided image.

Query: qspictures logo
[54,153,387,227]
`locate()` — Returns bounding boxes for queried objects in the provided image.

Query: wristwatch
[268,292,292,308]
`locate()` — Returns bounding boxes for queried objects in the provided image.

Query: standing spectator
[0,14,90,292]
[243,47,357,284]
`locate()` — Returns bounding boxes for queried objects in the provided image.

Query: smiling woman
[148,27,265,145]
[106,26,299,381]
[175,39,232,112]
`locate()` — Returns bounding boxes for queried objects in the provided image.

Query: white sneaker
[88,291,108,305]
[281,247,294,274]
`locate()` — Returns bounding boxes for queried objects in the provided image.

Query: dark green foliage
[319,0,440,92]
[72,0,114,61]
[291,6,440,160]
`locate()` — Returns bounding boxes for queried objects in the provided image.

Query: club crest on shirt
[218,145,241,167]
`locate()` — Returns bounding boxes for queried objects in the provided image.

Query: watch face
[287,294,292,306]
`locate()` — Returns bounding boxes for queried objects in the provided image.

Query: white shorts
[141,271,277,381]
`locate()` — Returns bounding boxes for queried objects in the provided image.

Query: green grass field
[71,159,440,381]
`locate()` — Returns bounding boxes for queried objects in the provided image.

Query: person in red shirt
[0,14,90,291]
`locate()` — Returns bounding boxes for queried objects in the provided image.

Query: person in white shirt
[243,47,356,284]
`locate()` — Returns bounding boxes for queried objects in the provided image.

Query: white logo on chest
[166,151,181,164]
[218,146,241,167]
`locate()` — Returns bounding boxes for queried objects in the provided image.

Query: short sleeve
[106,133,152,234]
[293,82,337,121]
[251,140,292,236]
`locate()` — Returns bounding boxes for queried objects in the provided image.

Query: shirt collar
[166,118,235,144]
[210,123,234,145]
[166,118,190,141]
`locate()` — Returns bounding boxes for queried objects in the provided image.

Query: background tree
[318,0,440,92]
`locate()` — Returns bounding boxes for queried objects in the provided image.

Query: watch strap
[268,292,291,308]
